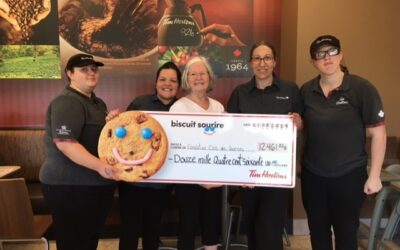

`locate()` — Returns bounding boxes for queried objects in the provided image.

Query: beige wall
[280,0,298,81]
[281,0,400,230]
[282,0,400,137]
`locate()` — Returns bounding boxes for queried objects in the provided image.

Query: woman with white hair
[170,56,223,250]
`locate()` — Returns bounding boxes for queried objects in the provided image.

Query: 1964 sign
[143,112,297,188]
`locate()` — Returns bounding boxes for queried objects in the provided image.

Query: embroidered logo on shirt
[56,125,71,136]
[336,97,349,105]
[378,110,385,118]
[276,96,289,100]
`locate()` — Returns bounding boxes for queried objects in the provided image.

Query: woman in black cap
[300,35,387,249]
[40,53,120,250]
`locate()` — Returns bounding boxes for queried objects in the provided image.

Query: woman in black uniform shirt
[300,35,386,249]
[119,61,181,250]
[40,54,120,250]
[227,41,303,250]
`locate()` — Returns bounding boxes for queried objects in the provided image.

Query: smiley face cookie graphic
[98,111,168,182]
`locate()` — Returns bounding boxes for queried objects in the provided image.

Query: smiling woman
[227,40,303,250]
[115,61,182,250]
[169,56,224,250]
[300,34,387,250]
[39,53,119,250]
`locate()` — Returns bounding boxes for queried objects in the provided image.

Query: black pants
[42,184,115,250]
[118,183,171,250]
[301,167,367,250]
[240,187,290,250]
[175,184,222,250]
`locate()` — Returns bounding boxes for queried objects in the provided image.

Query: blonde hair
[181,56,216,93]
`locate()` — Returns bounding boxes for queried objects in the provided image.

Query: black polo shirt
[126,94,176,112]
[126,94,176,188]
[227,77,303,115]
[300,73,385,177]
[40,86,114,185]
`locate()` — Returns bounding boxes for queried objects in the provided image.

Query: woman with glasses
[40,53,120,250]
[300,35,386,249]
[118,61,181,250]
[227,41,303,250]
[170,56,224,250]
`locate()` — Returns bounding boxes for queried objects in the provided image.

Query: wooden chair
[0,178,52,250]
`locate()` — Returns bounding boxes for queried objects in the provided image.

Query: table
[0,166,21,178]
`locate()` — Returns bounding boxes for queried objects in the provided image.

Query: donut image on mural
[98,111,168,182]
[0,0,54,44]
[58,0,159,59]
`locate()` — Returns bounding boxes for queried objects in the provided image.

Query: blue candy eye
[141,128,153,139]
[115,126,127,138]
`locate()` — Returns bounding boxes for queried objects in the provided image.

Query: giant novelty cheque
[99,111,297,188]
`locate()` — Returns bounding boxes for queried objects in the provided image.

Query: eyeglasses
[314,47,340,60]
[188,72,208,78]
[251,55,274,64]
[76,66,99,73]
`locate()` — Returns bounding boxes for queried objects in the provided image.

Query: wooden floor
[2,235,313,250]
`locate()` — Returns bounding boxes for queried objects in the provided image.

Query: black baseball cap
[65,53,104,71]
[310,35,341,59]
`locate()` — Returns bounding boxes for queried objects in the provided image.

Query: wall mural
[0,0,267,79]
[0,0,281,127]
[58,0,254,78]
